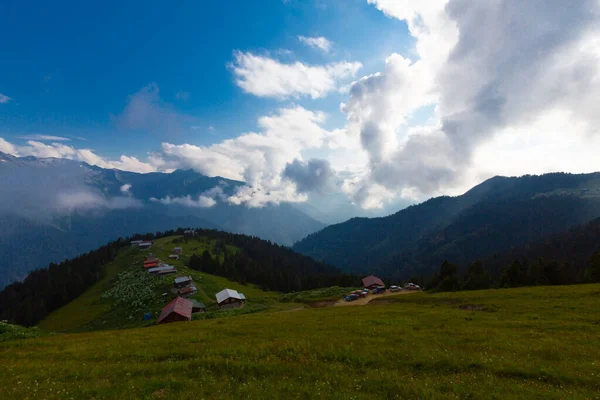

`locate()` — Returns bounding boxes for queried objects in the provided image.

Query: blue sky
[0,0,413,158]
[2,0,599,221]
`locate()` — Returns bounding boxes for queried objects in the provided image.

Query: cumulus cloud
[17,134,70,141]
[156,106,341,206]
[283,158,335,193]
[298,36,333,53]
[150,195,216,208]
[230,51,361,99]
[339,0,600,208]
[0,94,11,104]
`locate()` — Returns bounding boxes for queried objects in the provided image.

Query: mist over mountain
[293,172,600,279]
[0,152,324,288]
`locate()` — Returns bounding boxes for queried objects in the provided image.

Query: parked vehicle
[344,294,359,301]
[389,285,402,292]
[372,286,386,294]
[405,283,421,290]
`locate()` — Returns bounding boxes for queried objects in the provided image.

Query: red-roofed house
[362,275,385,289]
[156,297,193,325]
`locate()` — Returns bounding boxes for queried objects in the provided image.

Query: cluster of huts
[136,242,247,325]
[142,254,177,276]
[156,288,246,325]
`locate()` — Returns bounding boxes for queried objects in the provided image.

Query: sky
[1,0,600,221]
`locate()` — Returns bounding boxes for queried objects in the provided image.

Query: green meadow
[2,284,600,399]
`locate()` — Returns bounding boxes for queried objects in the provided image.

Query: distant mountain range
[0,152,324,288]
[293,172,600,279]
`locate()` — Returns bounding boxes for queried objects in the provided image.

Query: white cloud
[0,137,157,174]
[0,137,18,155]
[120,184,132,195]
[17,134,71,142]
[298,36,333,53]
[157,106,342,207]
[230,51,361,99]
[0,94,11,104]
[337,0,600,208]
[150,195,216,208]
[56,191,142,212]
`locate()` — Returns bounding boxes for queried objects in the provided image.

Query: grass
[279,286,359,305]
[0,322,45,342]
[38,236,279,332]
[3,284,600,399]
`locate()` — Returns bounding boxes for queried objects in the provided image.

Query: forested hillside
[294,173,600,279]
[0,229,353,327]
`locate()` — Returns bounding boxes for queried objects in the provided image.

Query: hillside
[0,230,355,329]
[0,152,324,289]
[483,216,600,282]
[294,172,600,278]
[2,284,599,398]
[37,235,280,332]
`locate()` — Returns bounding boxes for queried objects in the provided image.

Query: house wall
[218,297,245,310]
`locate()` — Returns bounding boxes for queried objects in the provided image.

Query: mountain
[293,172,600,279]
[0,152,324,289]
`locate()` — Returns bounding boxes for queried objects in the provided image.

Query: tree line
[424,252,600,292]
[187,233,359,292]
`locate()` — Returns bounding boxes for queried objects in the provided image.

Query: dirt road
[333,290,420,307]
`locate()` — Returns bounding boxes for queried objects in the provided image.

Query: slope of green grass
[3,284,599,399]
[38,236,278,332]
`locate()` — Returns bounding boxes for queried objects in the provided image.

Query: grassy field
[39,236,279,332]
[3,284,600,399]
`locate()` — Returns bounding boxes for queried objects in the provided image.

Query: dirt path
[333,290,420,307]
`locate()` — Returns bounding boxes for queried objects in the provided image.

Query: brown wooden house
[156,297,193,324]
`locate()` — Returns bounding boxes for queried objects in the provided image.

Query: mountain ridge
[293,172,600,278]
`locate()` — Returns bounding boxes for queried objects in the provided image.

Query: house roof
[148,265,176,273]
[143,262,159,269]
[157,297,193,324]
[190,300,206,309]
[216,288,245,304]
[174,276,192,284]
[362,275,385,287]
[178,286,197,295]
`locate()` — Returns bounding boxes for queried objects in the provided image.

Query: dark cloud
[283,158,335,194]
